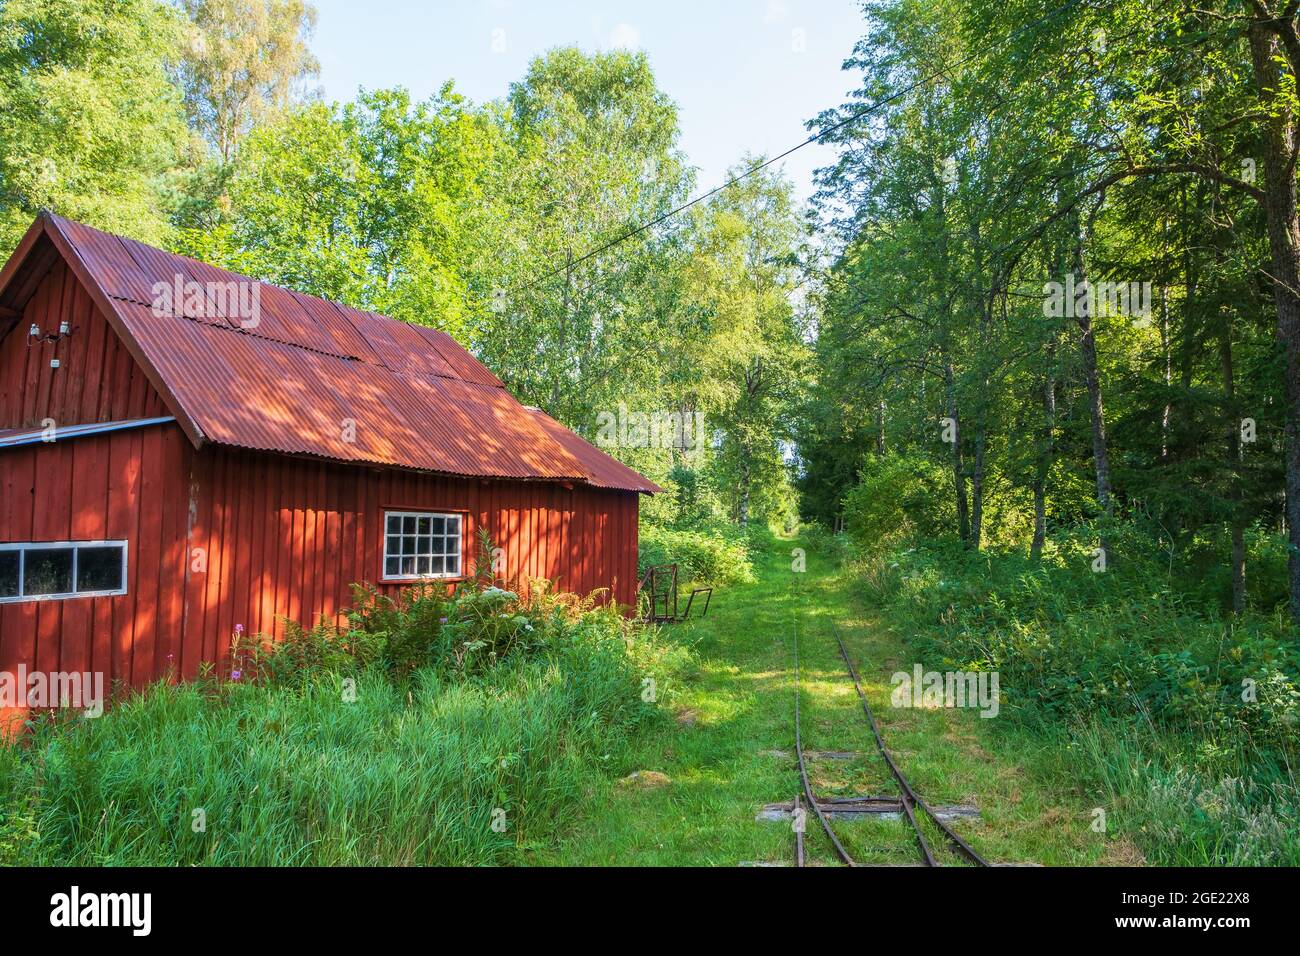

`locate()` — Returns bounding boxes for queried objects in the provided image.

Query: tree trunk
[1220,315,1247,613]
[738,451,750,527]
[944,360,970,543]
[1073,241,1113,519]
[971,425,986,551]
[876,400,887,455]
[1249,19,1300,624]
[1160,230,1172,463]
[1210,183,1247,615]
[1031,330,1058,560]
[550,246,574,412]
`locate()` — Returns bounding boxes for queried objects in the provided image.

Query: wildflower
[231,670,242,681]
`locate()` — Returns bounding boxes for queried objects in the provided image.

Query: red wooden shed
[0,213,657,730]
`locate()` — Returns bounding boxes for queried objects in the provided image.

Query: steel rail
[832,624,990,867]
[793,623,858,867]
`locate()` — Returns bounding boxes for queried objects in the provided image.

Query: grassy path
[534,536,1128,866]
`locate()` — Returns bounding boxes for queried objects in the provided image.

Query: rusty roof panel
[522,406,662,492]
[114,234,238,330]
[412,324,505,388]
[291,292,382,364]
[55,218,159,304]
[339,306,461,379]
[33,214,659,493]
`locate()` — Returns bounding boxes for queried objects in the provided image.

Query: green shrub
[637,524,755,586]
[797,520,853,562]
[842,453,955,547]
[440,587,542,673]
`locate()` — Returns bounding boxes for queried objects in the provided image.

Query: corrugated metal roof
[7,214,658,493]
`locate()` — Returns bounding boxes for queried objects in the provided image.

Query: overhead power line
[524,0,1094,290]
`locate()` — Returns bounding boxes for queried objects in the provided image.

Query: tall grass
[849,523,1300,865]
[1,591,688,866]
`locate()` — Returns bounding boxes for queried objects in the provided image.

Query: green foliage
[1051,719,1300,866]
[637,524,755,587]
[439,587,540,673]
[0,0,190,249]
[175,0,319,163]
[842,453,955,546]
[174,86,494,341]
[0,585,684,866]
[860,528,1300,757]
[800,0,1284,569]
[855,527,1300,865]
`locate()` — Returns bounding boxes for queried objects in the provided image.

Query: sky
[311,0,868,205]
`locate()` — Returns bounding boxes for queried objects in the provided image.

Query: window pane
[386,514,401,534]
[400,556,415,576]
[417,535,432,556]
[386,535,401,558]
[430,556,444,575]
[0,552,17,598]
[402,516,416,534]
[447,516,461,535]
[447,554,460,576]
[402,535,416,556]
[76,546,123,593]
[385,556,400,577]
[417,515,431,535]
[23,548,73,596]
[430,516,446,535]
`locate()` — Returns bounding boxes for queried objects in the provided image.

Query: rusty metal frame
[639,564,714,623]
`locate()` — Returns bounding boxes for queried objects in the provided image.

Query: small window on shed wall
[382,512,463,581]
[0,541,128,603]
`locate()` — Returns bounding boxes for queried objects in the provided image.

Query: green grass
[534,534,1117,866]
[9,529,1271,866]
[860,531,1300,866]
[1,602,683,866]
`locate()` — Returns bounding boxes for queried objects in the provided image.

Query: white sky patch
[763,0,789,23]
[608,22,641,49]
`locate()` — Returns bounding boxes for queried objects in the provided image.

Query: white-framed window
[382,511,462,581]
[0,540,128,603]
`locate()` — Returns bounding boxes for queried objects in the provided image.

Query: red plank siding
[0,260,166,430]
[0,230,646,735]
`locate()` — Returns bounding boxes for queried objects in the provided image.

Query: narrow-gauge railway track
[791,619,989,868]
